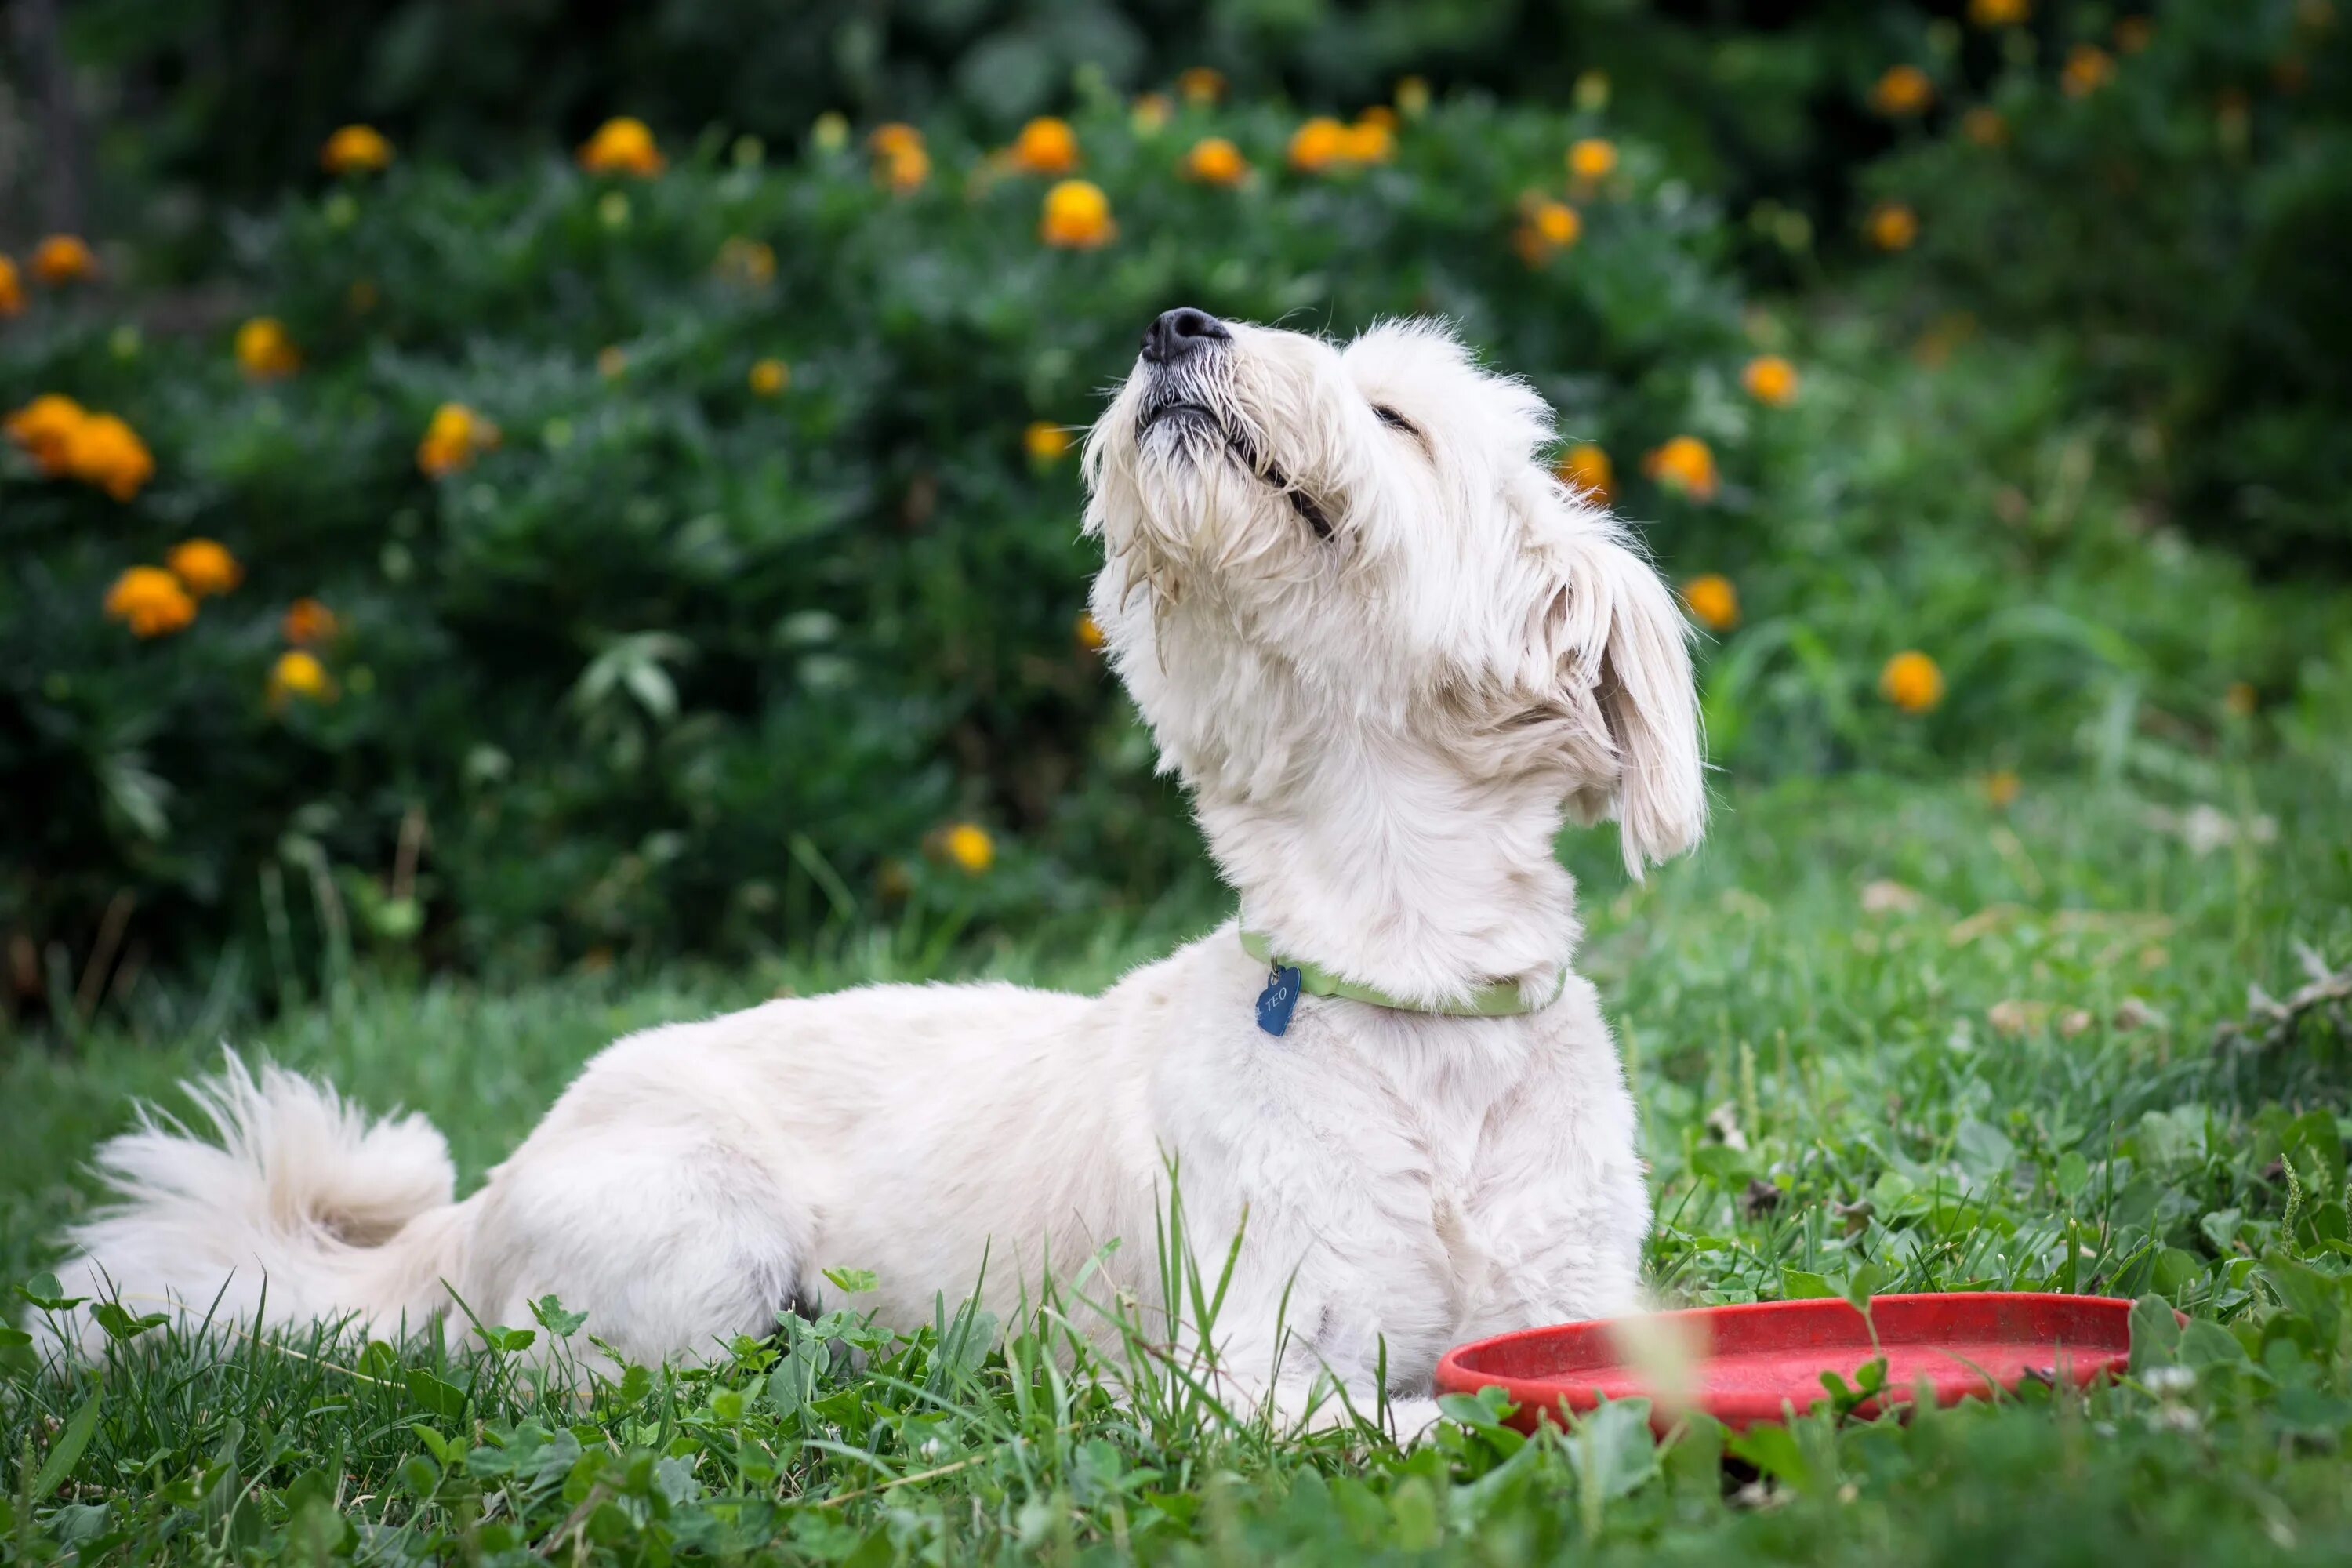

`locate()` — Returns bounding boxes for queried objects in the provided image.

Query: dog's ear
[1525,517,1708,877]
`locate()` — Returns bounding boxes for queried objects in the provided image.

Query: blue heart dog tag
[1256,964,1302,1036]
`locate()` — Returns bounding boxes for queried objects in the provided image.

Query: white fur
[41,318,1705,1434]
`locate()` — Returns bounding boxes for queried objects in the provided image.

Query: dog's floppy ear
[1527,517,1708,877]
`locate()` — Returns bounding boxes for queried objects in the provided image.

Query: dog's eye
[1373,404,1417,436]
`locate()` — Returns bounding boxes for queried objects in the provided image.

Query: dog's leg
[460,1127,813,1373]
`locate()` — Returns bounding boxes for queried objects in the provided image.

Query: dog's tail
[35,1055,474,1359]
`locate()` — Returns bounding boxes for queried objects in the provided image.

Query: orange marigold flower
[417,401,499,477]
[942,822,996,873]
[65,412,154,500]
[2114,16,2153,53]
[1742,354,1800,407]
[1340,118,1394,163]
[1289,117,1350,172]
[31,234,98,285]
[2062,45,2114,96]
[877,140,930,193]
[1644,435,1719,501]
[1867,200,1919,251]
[578,116,666,176]
[1184,136,1249,186]
[1075,612,1106,651]
[1040,180,1114,248]
[166,539,241,597]
[235,316,302,380]
[1871,64,1935,116]
[714,235,777,286]
[283,597,339,646]
[1396,76,1432,117]
[1567,137,1619,183]
[1178,67,1225,106]
[0,255,21,317]
[1969,0,2030,24]
[269,649,337,706]
[5,393,88,474]
[1880,650,1946,713]
[1009,116,1079,176]
[869,122,923,158]
[1515,198,1581,265]
[1962,107,2009,146]
[749,358,789,396]
[1682,575,1739,632]
[104,566,196,638]
[1556,442,1613,503]
[321,124,394,174]
[1025,421,1073,463]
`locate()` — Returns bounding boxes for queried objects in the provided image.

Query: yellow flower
[2062,45,2114,96]
[1682,574,1740,632]
[1962,107,2008,147]
[1984,769,2021,808]
[417,401,499,477]
[1567,137,1618,183]
[1871,64,1935,116]
[1075,612,1106,651]
[320,124,394,174]
[1025,421,1073,463]
[811,112,851,153]
[234,316,301,380]
[1040,180,1114,248]
[1556,442,1613,503]
[869,122,923,158]
[1396,76,1432,117]
[749,358,789,396]
[1359,105,1399,132]
[166,539,241,597]
[0,255,21,317]
[31,234,97,285]
[1515,198,1581,265]
[1644,435,1719,501]
[1969,0,2030,24]
[104,566,196,638]
[1131,93,1172,136]
[283,597,339,646]
[6,393,88,474]
[270,649,336,706]
[1741,354,1800,407]
[941,822,995,875]
[1009,117,1079,175]
[1184,136,1249,186]
[1340,117,1395,164]
[65,412,154,499]
[578,116,666,176]
[714,235,777,285]
[1879,650,1946,713]
[1289,117,1350,172]
[1178,67,1225,106]
[1867,200,1919,251]
[2114,16,2153,53]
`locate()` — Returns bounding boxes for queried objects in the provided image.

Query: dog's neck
[1194,736,1582,1011]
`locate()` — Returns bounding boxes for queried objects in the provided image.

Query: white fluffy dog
[43,312,1704,1432]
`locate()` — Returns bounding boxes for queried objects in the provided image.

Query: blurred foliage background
[2,0,2347,1031]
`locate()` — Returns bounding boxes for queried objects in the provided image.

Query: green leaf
[30,1396,102,1504]
[822,1266,880,1294]
[482,1324,537,1354]
[2127,1294,2182,1374]
[89,1301,169,1341]
[404,1367,469,1419]
[18,1273,85,1312]
[2053,1152,2090,1200]
[1781,1268,1836,1300]
[531,1295,588,1337]
[1842,1262,1887,1316]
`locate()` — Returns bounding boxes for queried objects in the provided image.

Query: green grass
[5,760,2350,1564]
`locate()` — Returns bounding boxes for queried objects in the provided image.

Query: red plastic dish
[1436,1292,2140,1432]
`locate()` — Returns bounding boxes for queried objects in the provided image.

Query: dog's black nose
[1142,307,1230,365]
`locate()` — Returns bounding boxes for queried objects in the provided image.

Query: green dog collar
[1239,927,1566,1021]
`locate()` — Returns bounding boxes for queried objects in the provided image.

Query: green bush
[1,85,2335,1014]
